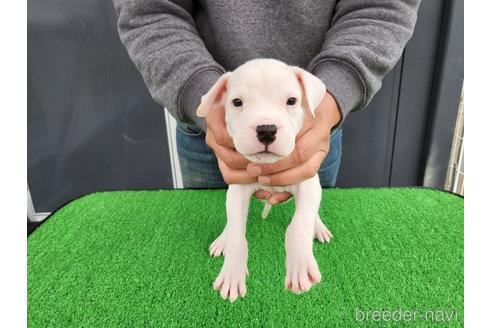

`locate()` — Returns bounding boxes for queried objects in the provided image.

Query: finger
[249,126,330,176]
[247,156,295,177]
[218,158,257,185]
[254,190,272,200]
[206,107,235,149]
[268,192,292,205]
[213,125,235,149]
[258,151,326,186]
[296,112,315,141]
[214,145,249,170]
[207,132,249,170]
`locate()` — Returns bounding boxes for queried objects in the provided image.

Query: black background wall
[27,0,463,213]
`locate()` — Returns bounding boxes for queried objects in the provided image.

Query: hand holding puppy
[204,106,257,184]
[249,92,341,185]
[205,91,341,204]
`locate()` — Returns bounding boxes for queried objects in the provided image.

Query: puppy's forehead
[228,60,300,96]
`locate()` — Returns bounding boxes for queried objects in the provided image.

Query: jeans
[176,122,342,188]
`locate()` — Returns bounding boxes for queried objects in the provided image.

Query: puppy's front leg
[285,175,322,293]
[213,184,254,302]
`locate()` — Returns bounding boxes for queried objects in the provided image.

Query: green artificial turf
[28,188,463,327]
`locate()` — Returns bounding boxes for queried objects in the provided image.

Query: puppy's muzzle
[256,124,277,147]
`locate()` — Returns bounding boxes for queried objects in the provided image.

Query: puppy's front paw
[213,262,248,302]
[285,227,321,293]
[285,251,321,293]
[213,241,248,302]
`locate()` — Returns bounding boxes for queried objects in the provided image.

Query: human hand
[248,92,341,200]
[204,106,257,184]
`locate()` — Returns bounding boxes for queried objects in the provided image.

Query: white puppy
[197,59,333,302]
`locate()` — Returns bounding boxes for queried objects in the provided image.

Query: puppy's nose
[256,124,277,146]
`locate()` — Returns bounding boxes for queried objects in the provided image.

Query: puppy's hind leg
[314,214,333,243]
[209,227,227,257]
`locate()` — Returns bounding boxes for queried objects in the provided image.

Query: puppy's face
[197,59,326,164]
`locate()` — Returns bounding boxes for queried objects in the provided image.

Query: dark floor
[27,221,42,235]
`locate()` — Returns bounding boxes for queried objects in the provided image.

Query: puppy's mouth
[247,150,276,156]
[248,144,276,156]
[243,150,282,164]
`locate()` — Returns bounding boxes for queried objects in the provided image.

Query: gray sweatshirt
[113,0,420,130]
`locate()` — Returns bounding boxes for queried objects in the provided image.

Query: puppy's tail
[261,203,272,219]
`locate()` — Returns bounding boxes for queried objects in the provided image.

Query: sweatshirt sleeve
[113,0,225,130]
[308,0,421,126]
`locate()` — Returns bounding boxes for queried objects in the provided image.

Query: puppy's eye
[232,98,243,107]
[286,97,297,106]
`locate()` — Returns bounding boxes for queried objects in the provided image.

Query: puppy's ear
[196,72,231,117]
[293,67,326,118]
